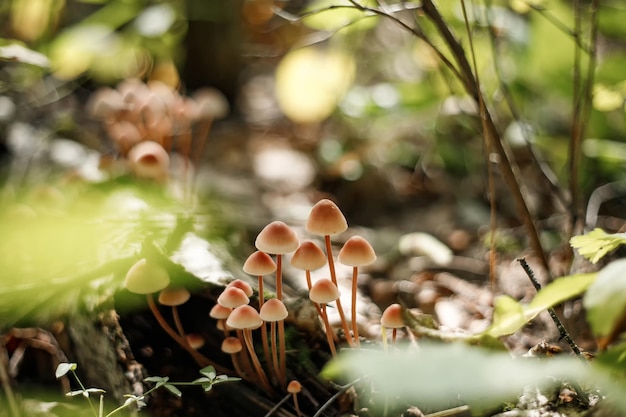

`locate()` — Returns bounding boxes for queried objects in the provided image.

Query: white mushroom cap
[217,287,250,308]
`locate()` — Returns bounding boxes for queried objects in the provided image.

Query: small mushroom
[338,235,376,347]
[259,298,288,383]
[380,303,405,348]
[305,199,353,347]
[309,278,340,356]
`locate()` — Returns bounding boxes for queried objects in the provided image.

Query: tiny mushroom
[227,305,272,392]
[287,380,303,417]
[309,278,340,356]
[127,140,170,181]
[305,199,353,347]
[259,298,288,382]
[380,303,405,348]
[254,220,299,387]
[158,287,192,343]
[242,250,277,373]
[338,235,377,347]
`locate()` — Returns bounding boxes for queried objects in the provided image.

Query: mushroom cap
[158,287,191,306]
[338,235,376,267]
[227,305,263,330]
[243,251,277,276]
[124,258,170,294]
[309,279,340,304]
[306,199,348,236]
[291,241,327,271]
[209,304,232,320]
[221,336,243,354]
[217,287,250,308]
[287,380,302,394]
[255,221,300,255]
[259,298,288,322]
[380,303,404,329]
[186,334,205,350]
[127,141,170,180]
[227,279,254,297]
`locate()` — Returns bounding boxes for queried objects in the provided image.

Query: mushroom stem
[292,392,302,417]
[235,329,256,381]
[257,275,273,382]
[270,321,280,380]
[275,255,287,387]
[382,325,389,352]
[319,304,337,356]
[350,266,361,347]
[324,235,354,347]
[171,306,186,339]
[146,294,229,374]
[243,329,272,393]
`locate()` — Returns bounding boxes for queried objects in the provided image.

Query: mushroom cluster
[210,198,379,393]
[87,79,228,182]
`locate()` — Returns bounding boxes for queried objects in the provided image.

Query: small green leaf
[191,377,211,385]
[481,273,596,338]
[144,376,169,388]
[123,396,140,406]
[55,362,77,379]
[199,366,216,380]
[202,383,213,392]
[584,259,626,340]
[163,384,182,398]
[570,228,626,263]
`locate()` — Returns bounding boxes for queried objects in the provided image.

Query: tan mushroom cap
[243,251,277,276]
[287,380,302,394]
[291,241,327,271]
[127,141,170,180]
[158,287,191,306]
[227,279,254,297]
[186,334,205,350]
[309,279,340,304]
[255,221,300,255]
[221,336,243,354]
[259,298,288,322]
[217,287,250,308]
[124,258,170,294]
[227,305,263,330]
[209,304,232,320]
[380,303,404,328]
[338,235,376,267]
[305,199,348,236]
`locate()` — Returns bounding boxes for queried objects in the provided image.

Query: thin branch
[517,258,585,359]
[482,0,569,210]
[522,1,590,53]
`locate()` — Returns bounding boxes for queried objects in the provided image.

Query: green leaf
[482,273,596,338]
[144,376,169,383]
[584,259,626,340]
[570,228,626,264]
[192,377,211,385]
[66,390,86,397]
[85,388,106,395]
[55,363,77,379]
[202,383,213,392]
[163,384,182,398]
[199,366,216,380]
[321,343,597,413]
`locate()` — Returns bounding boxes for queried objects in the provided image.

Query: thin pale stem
[146,294,229,374]
[324,235,355,347]
[319,304,337,357]
[270,321,280,381]
[350,267,361,347]
[243,329,273,393]
[275,255,287,386]
[258,275,273,381]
